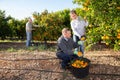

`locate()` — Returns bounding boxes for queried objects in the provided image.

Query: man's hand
[33,25,40,27]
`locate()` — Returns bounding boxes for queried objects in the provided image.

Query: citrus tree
[0,10,11,39]
[73,0,120,50]
[15,19,27,39]
[0,10,27,40]
[32,9,70,41]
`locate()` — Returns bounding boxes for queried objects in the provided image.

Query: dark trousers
[56,53,78,68]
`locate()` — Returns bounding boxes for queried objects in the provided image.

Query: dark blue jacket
[57,35,79,55]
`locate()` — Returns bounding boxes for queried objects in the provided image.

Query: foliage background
[0,0,120,50]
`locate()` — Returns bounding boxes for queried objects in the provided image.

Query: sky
[0,0,79,20]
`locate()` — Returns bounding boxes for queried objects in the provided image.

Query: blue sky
[0,0,79,20]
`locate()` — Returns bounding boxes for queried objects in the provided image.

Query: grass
[0,40,57,52]
[7,47,17,52]
[27,45,57,52]
[0,45,56,52]
[0,40,25,42]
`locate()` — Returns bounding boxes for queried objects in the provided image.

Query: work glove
[74,49,83,57]
[78,41,82,45]
[73,50,78,55]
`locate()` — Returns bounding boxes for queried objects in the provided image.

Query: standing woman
[70,10,88,55]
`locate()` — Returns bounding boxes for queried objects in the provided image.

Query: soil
[0,42,120,80]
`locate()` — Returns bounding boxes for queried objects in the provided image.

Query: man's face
[70,13,77,20]
[65,31,71,38]
[29,19,32,23]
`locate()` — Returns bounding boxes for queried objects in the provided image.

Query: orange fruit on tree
[117,35,120,39]
[106,43,109,45]
[81,36,86,41]
[105,36,109,40]
[101,36,106,40]
[118,33,120,36]
[89,24,92,27]
[116,7,120,10]
[118,43,120,45]
[117,29,120,33]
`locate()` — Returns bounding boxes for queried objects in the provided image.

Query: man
[56,28,79,69]
[26,18,33,47]
[70,9,88,54]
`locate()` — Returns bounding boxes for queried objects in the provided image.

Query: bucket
[69,57,90,79]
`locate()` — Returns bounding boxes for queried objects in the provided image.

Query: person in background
[26,18,33,47]
[70,9,88,55]
[56,28,79,70]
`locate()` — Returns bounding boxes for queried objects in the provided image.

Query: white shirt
[26,22,32,32]
[71,16,88,38]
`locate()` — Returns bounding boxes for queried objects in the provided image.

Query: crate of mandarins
[69,57,90,79]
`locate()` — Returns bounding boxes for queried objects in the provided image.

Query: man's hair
[70,9,77,14]
[28,17,32,21]
[62,28,71,33]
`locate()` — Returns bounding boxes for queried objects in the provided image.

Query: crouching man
[56,28,79,70]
